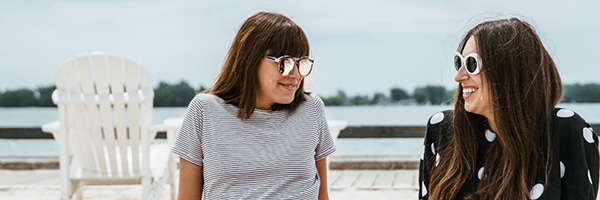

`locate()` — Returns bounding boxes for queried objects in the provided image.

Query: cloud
[0,0,599,96]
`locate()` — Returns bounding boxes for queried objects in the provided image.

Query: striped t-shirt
[172,93,336,199]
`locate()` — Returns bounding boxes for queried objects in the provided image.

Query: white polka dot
[556,109,575,118]
[530,183,544,199]
[431,143,436,155]
[430,112,444,124]
[421,181,428,197]
[477,167,485,180]
[588,170,592,184]
[435,153,440,166]
[583,127,595,143]
[485,129,497,142]
[560,161,565,178]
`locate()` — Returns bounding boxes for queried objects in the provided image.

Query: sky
[1,0,599,97]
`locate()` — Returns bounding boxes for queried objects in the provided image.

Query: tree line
[0,81,203,107]
[0,81,599,107]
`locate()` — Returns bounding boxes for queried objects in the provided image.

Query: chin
[277,98,295,105]
[464,104,476,113]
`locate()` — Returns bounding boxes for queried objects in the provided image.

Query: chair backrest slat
[124,59,142,173]
[91,54,119,173]
[107,55,135,176]
[70,56,96,172]
[54,52,153,178]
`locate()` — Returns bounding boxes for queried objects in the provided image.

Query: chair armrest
[149,117,183,148]
[149,118,182,133]
[41,120,60,134]
[327,120,348,139]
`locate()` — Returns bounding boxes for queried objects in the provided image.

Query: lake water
[0,138,424,157]
[1,104,599,157]
[1,103,600,127]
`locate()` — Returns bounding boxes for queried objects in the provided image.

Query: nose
[454,66,469,83]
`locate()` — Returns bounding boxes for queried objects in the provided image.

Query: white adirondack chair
[41,51,177,200]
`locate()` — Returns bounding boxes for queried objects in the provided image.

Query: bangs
[266,23,310,58]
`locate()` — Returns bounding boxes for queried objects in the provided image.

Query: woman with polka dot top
[419,17,599,200]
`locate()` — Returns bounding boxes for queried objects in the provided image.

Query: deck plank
[330,170,360,190]
[353,171,377,189]
[372,171,395,189]
[392,170,418,189]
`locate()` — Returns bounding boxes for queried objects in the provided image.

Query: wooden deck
[329,170,419,190]
[0,169,421,199]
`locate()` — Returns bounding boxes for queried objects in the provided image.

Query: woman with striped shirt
[172,12,335,199]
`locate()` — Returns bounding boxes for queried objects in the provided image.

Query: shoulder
[551,107,591,129]
[302,93,325,108]
[188,93,224,107]
[305,93,323,104]
[424,110,453,143]
[551,107,595,142]
[185,93,227,114]
[427,110,453,127]
[192,93,221,103]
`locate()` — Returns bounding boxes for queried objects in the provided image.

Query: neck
[485,114,498,133]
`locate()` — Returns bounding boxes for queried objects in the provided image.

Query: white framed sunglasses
[454,52,482,75]
[265,55,314,77]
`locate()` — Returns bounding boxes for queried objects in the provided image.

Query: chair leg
[75,181,84,200]
[170,178,176,200]
[170,153,178,200]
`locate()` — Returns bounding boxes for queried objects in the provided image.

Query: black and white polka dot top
[419,108,599,199]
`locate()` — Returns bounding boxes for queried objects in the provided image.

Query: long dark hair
[429,17,563,199]
[208,12,311,119]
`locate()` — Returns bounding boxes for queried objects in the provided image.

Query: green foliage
[154,80,198,107]
[390,87,410,101]
[0,81,205,107]
[350,94,371,105]
[37,85,56,106]
[564,83,600,103]
[412,85,451,105]
[371,92,388,105]
[2,82,600,107]
[321,90,347,106]
[0,88,38,107]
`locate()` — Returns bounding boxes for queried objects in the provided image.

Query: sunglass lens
[466,56,478,73]
[298,59,313,76]
[281,58,294,76]
[454,55,462,71]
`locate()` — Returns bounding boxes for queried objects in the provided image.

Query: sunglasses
[454,52,482,75]
[265,55,314,77]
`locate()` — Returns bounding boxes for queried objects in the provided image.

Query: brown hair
[208,12,311,119]
[429,18,563,199]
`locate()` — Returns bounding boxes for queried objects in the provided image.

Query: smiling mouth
[463,87,478,95]
[280,83,298,90]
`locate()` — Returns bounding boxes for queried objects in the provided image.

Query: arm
[316,157,329,200]
[178,158,203,200]
[556,110,599,199]
[419,111,450,200]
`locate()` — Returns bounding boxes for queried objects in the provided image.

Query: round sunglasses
[454,52,482,75]
[265,55,314,77]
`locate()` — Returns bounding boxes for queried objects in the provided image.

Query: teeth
[282,84,296,89]
[463,88,477,94]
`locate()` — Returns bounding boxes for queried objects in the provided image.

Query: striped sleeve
[171,95,204,166]
[312,95,336,161]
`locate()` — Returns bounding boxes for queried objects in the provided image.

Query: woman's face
[455,36,493,119]
[255,57,302,109]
